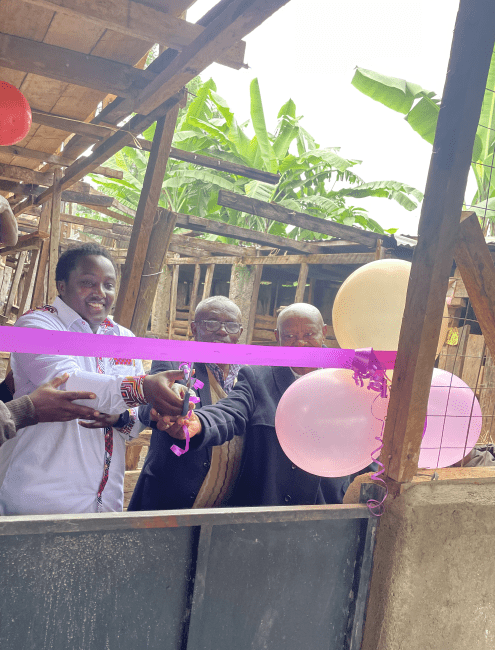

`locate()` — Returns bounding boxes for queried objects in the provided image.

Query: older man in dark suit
[153,303,350,507]
[128,295,244,511]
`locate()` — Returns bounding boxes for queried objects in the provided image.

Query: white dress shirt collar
[52,296,115,333]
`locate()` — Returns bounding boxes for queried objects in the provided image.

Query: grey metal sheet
[0,503,380,650]
[0,527,196,650]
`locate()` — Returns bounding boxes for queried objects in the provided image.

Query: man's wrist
[114,410,131,429]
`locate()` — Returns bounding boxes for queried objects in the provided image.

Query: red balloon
[0,81,32,146]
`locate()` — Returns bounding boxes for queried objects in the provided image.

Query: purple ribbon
[367,415,389,517]
[351,347,388,399]
[170,362,203,457]
[351,348,389,516]
[0,325,396,369]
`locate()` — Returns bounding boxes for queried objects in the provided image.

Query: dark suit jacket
[190,365,349,507]
[127,360,214,511]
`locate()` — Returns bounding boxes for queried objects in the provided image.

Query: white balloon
[332,259,449,354]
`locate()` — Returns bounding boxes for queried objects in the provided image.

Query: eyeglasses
[195,320,242,334]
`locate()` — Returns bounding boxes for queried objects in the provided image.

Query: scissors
[181,362,195,417]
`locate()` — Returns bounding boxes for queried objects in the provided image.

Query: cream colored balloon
[333,259,449,356]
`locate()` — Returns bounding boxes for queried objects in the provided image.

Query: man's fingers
[50,373,69,388]
[163,369,187,386]
[64,391,97,401]
[78,420,105,429]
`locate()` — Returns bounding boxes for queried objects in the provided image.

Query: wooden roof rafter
[22,0,247,70]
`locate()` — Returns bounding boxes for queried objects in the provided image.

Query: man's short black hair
[55,243,116,283]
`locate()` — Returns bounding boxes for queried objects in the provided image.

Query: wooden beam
[174,212,323,253]
[168,242,210,259]
[202,264,215,300]
[294,262,309,302]
[22,0,246,70]
[247,263,263,344]
[77,205,134,225]
[136,140,280,185]
[131,210,178,338]
[114,106,180,328]
[30,202,52,308]
[218,190,388,248]
[168,263,180,339]
[7,131,278,186]
[3,251,28,319]
[9,184,118,208]
[180,236,244,257]
[31,110,114,140]
[46,4,241,166]
[24,92,185,214]
[59,191,115,207]
[59,214,122,231]
[47,169,62,304]
[0,232,48,256]
[169,147,279,184]
[454,212,495,359]
[1,145,124,179]
[0,164,51,186]
[165,252,376,266]
[381,0,495,485]
[187,264,201,338]
[0,32,156,98]
[17,248,39,318]
[133,0,290,115]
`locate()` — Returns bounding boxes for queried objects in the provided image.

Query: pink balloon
[275,369,389,477]
[419,368,482,468]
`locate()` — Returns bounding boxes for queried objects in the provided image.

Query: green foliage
[89,77,422,241]
[351,64,493,212]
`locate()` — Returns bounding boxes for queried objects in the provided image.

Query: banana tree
[89,77,424,241]
[351,62,495,221]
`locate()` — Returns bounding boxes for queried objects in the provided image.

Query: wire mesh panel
[434,258,495,467]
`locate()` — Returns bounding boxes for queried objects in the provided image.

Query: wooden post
[187,264,201,338]
[454,211,495,360]
[2,251,28,321]
[47,168,63,305]
[374,239,385,260]
[307,278,315,305]
[31,200,52,308]
[202,263,215,300]
[229,260,262,345]
[479,349,495,443]
[168,262,180,339]
[151,264,173,338]
[17,248,39,318]
[294,262,309,302]
[381,0,495,485]
[113,105,180,328]
[130,209,178,337]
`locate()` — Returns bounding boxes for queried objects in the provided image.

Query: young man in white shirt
[0,243,185,515]
[0,199,103,447]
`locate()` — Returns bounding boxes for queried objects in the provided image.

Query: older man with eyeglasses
[141,302,350,509]
[128,295,244,511]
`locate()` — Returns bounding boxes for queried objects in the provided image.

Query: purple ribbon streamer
[351,348,389,516]
[170,362,202,457]
[366,415,389,517]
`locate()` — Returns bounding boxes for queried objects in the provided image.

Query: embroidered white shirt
[0,297,145,515]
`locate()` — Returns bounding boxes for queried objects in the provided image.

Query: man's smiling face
[57,254,116,332]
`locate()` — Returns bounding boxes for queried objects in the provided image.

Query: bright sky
[187,0,468,236]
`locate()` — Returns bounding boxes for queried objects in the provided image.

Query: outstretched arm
[155,367,258,450]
